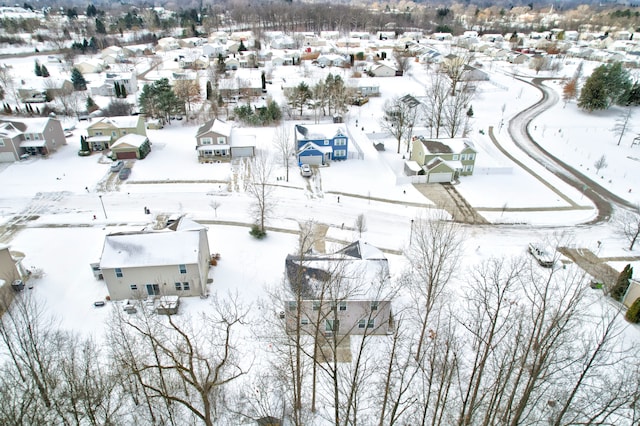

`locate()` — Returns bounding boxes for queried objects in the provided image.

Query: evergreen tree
[120,84,127,98]
[71,68,87,91]
[625,297,640,323]
[138,78,181,121]
[86,96,97,111]
[34,60,42,76]
[261,72,266,91]
[578,63,631,112]
[622,81,640,106]
[95,18,106,35]
[611,264,633,302]
[0,85,4,101]
[86,4,97,17]
[40,64,49,77]
[206,81,213,101]
[466,105,474,117]
[114,82,121,98]
[80,135,90,152]
[238,40,247,52]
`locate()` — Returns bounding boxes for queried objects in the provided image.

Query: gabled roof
[100,228,202,269]
[296,123,347,140]
[298,141,333,154]
[111,134,147,148]
[90,116,141,130]
[196,119,232,138]
[0,118,54,135]
[414,136,476,155]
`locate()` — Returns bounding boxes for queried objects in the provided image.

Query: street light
[98,195,107,219]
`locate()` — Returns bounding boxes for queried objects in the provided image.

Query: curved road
[508,76,637,224]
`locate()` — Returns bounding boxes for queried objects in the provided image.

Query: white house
[368,61,397,77]
[89,71,137,97]
[99,218,211,300]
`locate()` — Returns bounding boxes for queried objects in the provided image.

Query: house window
[324,140,330,146]
[460,154,467,161]
[146,284,160,296]
[34,134,40,140]
[175,282,182,291]
[25,135,31,140]
[370,301,379,311]
[312,301,320,311]
[465,165,474,172]
[325,319,340,333]
[334,138,346,146]
[339,301,347,311]
[112,131,117,137]
[301,318,309,325]
[115,268,123,278]
[468,153,475,160]
[334,149,346,157]
[183,282,190,291]
[122,130,127,135]
[358,319,374,329]
[288,301,297,311]
[179,264,187,273]
[452,154,459,160]
[217,137,226,144]
[201,137,212,145]
[130,284,137,291]
[0,140,5,147]
[95,131,103,136]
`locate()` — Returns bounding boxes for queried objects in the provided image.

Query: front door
[146,284,160,296]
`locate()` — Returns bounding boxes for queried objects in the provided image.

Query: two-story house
[89,71,137,97]
[295,124,348,165]
[195,119,232,162]
[99,217,211,301]
[410,136,477,183]
[0,117,66,162]
[85,115,147,152]
[284,240,394,337]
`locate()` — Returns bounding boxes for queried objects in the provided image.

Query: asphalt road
[508,76,638,224]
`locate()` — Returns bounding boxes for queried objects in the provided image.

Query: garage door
[116,151,137,160]
[300,155,323,166]
[0,152,16,162]
[428,172,452,183]
[231,147,254,158]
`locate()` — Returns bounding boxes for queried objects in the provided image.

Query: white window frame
[179,264,187,274]
[301,318,309,325]
[288,301,297,311]
[130,284,137,291]
[370,301,379,311]
[452,154,459,160]
[217,137,226,144]
[201,137,213,145]
[334,149,346,157]
[175,282,182,291]
[115,268,123,278]
[0,140,5,147]
[183,282,190,291]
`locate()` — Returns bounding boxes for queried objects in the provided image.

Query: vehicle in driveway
[118,167,131,180]
[300,163,312,177]
[110,160,124,173]
[528,243,555,268]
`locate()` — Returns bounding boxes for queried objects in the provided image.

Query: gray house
[284,240,394,337]
[0,117,66,162]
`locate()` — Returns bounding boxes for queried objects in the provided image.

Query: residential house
[0,117,65,161]
[17,78,73,102]
[410,136,477,182]
[217,78,263,100]
[195,119,233,162]
[295,124,348,165]
[229,128,256,158]
[368,61,397,77]
[316,54,348,68]
[99,217,211,300]
[284,240,394,336]
[203,42,227,58]
[85,115,146,152]
[89,71,137,97]
[225,57,240,71]
[110,134,151,160]
[0,244,28,313]
[460,65,489,81]
[157,37,181,51]
[352,80,380,97]
[74,58,104,74]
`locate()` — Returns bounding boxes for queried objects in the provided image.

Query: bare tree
[593,154,608,175]
[174,79,202,120]
[247,152,275,234]
[380,96,418,154]
[273,124,295,182]
[393,49,413,76]
[109,293,251,426]
[612,108,633,146]
[354,213,367,237]
[444,81,475,138]
[422,72,449,138]
[615,206,640,250]
[439,50,473,95]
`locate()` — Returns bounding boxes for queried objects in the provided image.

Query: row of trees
[576,62,640,112]
[3,217,640,425]
[285,73,350,119]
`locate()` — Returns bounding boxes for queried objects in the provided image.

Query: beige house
[0,117,66,162]
[110,134,151,160]
[195,119,232,162]
[86,115,147,152]
[99,218,211,301]
[284,241,394,336]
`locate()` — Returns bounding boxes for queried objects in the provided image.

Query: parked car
[300,163,312,177]
[528,243,555,268]
[118,167,131,180]
[110,160,124,173]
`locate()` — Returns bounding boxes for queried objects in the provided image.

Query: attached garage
[0,152,16,162]
[230,133,256,158]
[424,158,454,184]
[297,142,332,166]
[231,146,254,158]
[110,134,151,160]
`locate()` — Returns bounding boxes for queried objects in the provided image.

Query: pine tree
[120,84,127,98]
[40,64,49,77]
[34,60,42,76]
[114,82,121,98]
[625,297,640,323]
[238,40,247,52]
[95,18,106,34]
[611,264,633,302]
[466,105,474,117]
[206,81,213,101]
[71,68,87,91]
[578,63,631,112]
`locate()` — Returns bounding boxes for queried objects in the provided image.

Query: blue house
[295,124,348,165]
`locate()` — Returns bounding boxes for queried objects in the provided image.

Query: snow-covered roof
[196,119,232,137]
[92,116,141,129]
[298,141,333,154]
[20,139,46,148]
[100,230,201,269]
[230,129,256,148]
[0,122,23,138]
[111,134,147,148]
[296,124,347,140]
[413,135,476,154]
[20,117,52,134]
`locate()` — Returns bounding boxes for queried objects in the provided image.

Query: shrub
[625,297,640,323]
[249,224,267,239]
